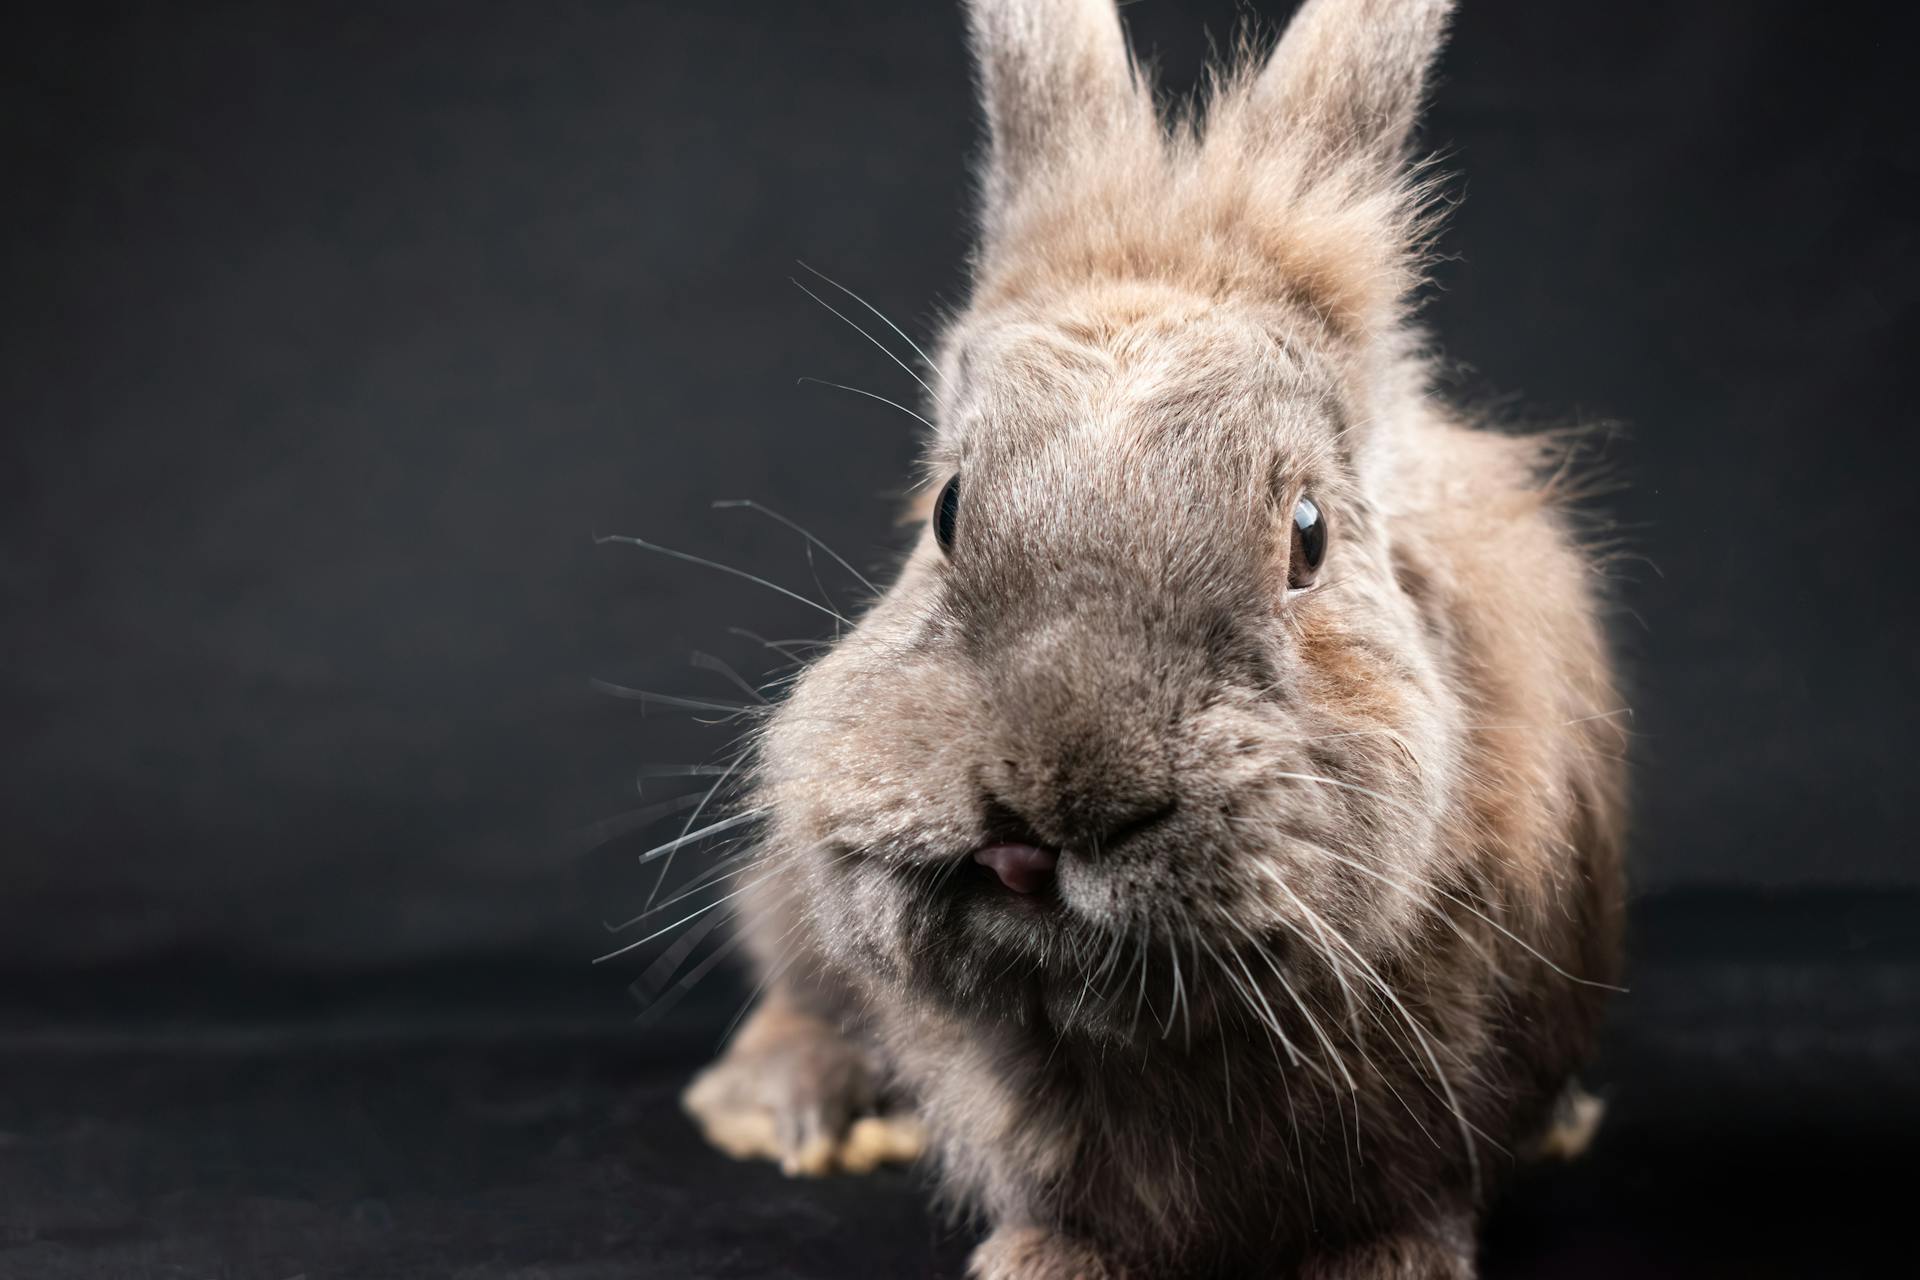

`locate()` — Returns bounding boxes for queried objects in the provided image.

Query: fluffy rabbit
[681,1,1627,1275]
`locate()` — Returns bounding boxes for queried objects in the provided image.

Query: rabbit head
[752,0,1611,1044]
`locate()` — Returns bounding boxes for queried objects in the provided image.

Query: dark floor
[2,889,1914,1280]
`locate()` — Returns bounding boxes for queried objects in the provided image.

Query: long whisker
[790,278,933,397]
[593,872,771,964]
[712,498,878,595]
[645,750,754,909]
[1225,947,1328,1083]
[633,763,736,782]
[630,909,728,1007]
[795,260,945,384]
[589,680,758,716]
[632,810,764,867]
[572,791,713,861]
[595,532,850,625]
[1272,893,1487,1192]
[725,626,818,666]
[1260,872,1364,1034]
[1159,931,1182,1040]
[611,843,756,931]
[1267,770,1422,820]
[689,650,771,705]
[1349,998,1446,1156]
[1167,932,1191,1048]
[1234,920,1357,1097]
[1131,920,1153,1039]
[1201,937,1332,1092]
[1237,820,1625,993]
[634,925,751,1029]
[1289,845,1513,987]
[796,376,936,431]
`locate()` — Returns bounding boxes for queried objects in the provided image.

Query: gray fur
[682,3,1628,1275]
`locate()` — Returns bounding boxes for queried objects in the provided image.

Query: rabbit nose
[1053,782,1178,854]
[973,842,1058,894]
[987,605,1184,851]
[987,761,1177,856]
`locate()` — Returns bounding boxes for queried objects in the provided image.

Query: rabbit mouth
[971,841,1059,895]
[913,858,1276,1040]
[950,846,1067,922]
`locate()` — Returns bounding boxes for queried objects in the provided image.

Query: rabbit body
[683,2,1626,1275]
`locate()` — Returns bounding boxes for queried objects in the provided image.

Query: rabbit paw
[681,995,920,1177]
[1529,1079,1606,1162]
[968,1227,1126,1280]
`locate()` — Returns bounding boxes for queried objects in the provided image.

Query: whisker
[633,764,735,781]
[1166,932,1192,1049]
[1234,920,1357,1097]
[796,376,936,431]
[634,925,751,1029]
[632,809,764,868]
[593,872,770,964]
[631,909,728,1004]
[1236,820,1625,993]
[571,791,711,859]
[607,842,756,932]
[1267,770,1422,820]
[789,278,933,397]
[1159,931,1182,1040]
[1269,892,1488,1192]
[795,260,945,384]
[712,497,879,594]
[646,752,752,908]
[590,679,758,716]
[725,626,817,666]
[689,650,771,705]
[1349,999,1446,1156]
[595,532,850,625]
[1259,872,1364,1034]
[1226,946,1325,1081]
[1131,920,1153,1039]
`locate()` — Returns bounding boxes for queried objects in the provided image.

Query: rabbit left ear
[963,0,1148,238]
[1251,0,1456,176]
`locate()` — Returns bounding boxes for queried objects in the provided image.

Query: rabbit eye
[1288,494,1326,590]
[933,475,961,554]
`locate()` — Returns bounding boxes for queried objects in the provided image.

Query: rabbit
[679,0,1628,1275]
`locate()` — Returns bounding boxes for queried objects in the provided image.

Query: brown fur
[681,2,1627,1276]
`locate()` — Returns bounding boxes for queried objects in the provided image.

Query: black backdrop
[5,0,1915,974]
[3,4,1917,1277]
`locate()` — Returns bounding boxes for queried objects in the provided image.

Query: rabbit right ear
[1250,0,1456,176]
[963,0,1147,238]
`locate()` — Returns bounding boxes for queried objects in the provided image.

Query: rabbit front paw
[681,991,921,1177]
[967,1226,1127,1280]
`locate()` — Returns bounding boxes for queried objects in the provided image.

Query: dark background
[2,2,1915,1277]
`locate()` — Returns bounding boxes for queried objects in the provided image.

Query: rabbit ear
[1252,0,1455,175]
[963,0,1146,232]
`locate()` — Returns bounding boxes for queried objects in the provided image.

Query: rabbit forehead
[939,288,1337,464]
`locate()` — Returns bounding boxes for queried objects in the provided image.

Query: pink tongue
[973,843,1058,895]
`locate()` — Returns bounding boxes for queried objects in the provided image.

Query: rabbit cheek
[1289,601,1413,733]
